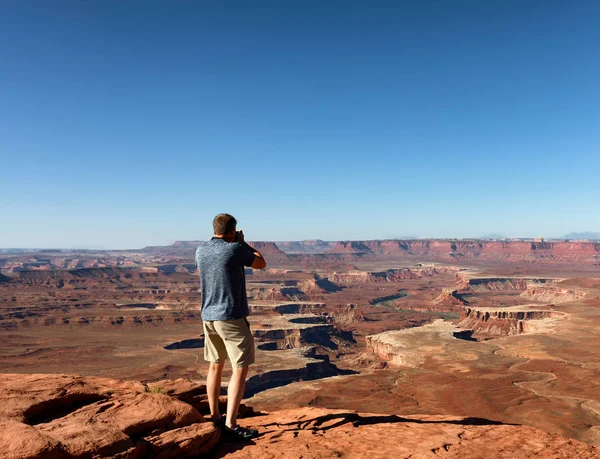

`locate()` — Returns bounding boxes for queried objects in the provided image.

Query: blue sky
[1,1,599,248]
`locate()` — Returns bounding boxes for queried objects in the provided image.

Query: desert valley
[1,239,599,457]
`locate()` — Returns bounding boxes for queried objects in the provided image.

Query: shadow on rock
[263,411,512,434]
[206,437,258,458]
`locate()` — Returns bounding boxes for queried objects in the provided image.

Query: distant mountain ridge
[481,233,506,239]
[562,232,600,240]
[275,240,336,254]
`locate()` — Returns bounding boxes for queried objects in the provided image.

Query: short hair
[213,213,237,235]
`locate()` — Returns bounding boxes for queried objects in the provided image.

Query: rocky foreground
[0,374,598,459]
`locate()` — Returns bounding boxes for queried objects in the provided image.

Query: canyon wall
[459,277,547,292]
[457,307,563,336]
[329,266,460,283]
[329,240,600,263]
[5,239,600,274]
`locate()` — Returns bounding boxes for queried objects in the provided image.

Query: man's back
[196,237,256,321]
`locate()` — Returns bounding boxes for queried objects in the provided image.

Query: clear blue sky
[1,1,599,249]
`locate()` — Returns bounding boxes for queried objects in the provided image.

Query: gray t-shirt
[195,238,256,321]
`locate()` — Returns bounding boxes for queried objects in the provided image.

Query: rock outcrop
[248,276,340,301]
[248,241,287,254]
[459,276,550,292]
[213,407,599,459]
[458,306,565,336]
[365,320,464,368]
[1,374,598,458]
[521,284,586,303]
[299,276,341,295]
[433,288,468,307]
[332,304,365,327]
[0,374,220,458]
[0,374,599,459]
[248,285,309,301]
[329,266,460,283]
[252,314,339,350]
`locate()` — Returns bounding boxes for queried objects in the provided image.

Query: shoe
[212,416,226,428]
[223,425,259,440]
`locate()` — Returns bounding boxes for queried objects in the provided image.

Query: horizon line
[2,235,600,252]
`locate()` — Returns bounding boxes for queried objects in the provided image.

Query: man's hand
[235,230,266,269]
[235,230,245,243]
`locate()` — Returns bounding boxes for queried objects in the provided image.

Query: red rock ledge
[0,374,597,458]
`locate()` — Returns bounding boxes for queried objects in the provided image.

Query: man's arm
[247,246,266,269]
[236,230,267,269]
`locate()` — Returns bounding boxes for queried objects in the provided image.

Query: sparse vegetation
[144,384,165,394]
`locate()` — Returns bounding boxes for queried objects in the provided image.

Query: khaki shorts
[203,318,255,368]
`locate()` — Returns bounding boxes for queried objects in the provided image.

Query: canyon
[1,239,600,457]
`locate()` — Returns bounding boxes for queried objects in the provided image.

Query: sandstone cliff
[328,239,600,263]
[457,306,564,336]
[329,266,460,283]
[458,276,548,292]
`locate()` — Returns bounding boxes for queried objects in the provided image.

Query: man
[195,213,266,439]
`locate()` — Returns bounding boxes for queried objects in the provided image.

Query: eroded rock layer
[459,277,548,292]
[521,284,586,303]
[328,266,461,283]
[1,374,597,459]
[329,239,600,264]
[457,306,565,336]
[0,374,220,459]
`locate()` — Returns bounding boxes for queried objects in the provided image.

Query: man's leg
[226,365,249,428]
[215,318,255,433]
[203,320,228,423]
[207,361,226,422]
